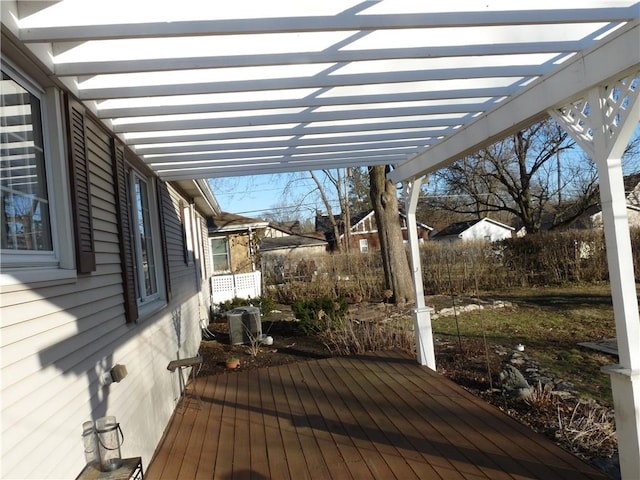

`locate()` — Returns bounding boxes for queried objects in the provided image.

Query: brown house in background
[316,210,433,252]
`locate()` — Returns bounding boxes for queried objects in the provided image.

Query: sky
[208,172,342,222]
[208,124,640,223]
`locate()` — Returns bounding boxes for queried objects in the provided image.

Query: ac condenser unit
[227,306,262,345]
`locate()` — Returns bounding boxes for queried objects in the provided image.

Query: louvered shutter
[111,140,139,323]
[156,180,173,301]
[65,96,96,273]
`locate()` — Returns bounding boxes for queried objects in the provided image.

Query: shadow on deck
[147,351,607,479]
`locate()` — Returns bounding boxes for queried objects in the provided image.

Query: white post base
[413,306,435,369]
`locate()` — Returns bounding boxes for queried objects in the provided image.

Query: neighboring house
[207,212,268,304]
[207,212,268,274]
[579,174,640,229]
[316,210,433,252]
[260,224,328,283]
[263,220,303,238]
[1,54,220,478]
[589,205,640,229]
[431,217,515,242]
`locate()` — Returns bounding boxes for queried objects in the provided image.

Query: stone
[499,364,533,400]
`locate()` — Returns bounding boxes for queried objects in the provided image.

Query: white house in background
[590,205,640,229]
[431,217,515,242]
[1,53,219,479]
[584,174,640,229]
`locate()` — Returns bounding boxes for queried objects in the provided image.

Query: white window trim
[183,203,195,265]
[129,170,164,314]
[0,61,75,289]
[359,238,369,253]
[210,236,231,274]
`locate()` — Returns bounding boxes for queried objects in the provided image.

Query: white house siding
[1,117,205,478]
[590,207,640,229]
[460,220,513,242]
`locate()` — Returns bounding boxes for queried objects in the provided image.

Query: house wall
[263,226,290,238]
[347,232,381,251]
[344,212,429,252]
[460,221,513,242]
[591,209,640,229]
[261,247,328,282]
[228,233,254,273]
[401,226,431,242]
[1,91,208,478]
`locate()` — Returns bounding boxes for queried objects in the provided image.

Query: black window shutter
[179,200,190,265]
[111,140,139,323]
[156,180,173,301]
[65,96,96,273]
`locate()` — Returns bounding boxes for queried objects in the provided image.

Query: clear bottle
[81,421,98,466]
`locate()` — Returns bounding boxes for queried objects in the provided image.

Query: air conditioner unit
[226,306,262,345]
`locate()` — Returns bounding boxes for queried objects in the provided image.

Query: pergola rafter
[2,1,640,477]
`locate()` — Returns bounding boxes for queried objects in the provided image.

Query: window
[210,237,230,273]
[359,238,369,253]
[1,63,74,285]
[130,171,160,305]
[0,71,53,253]
[182,202,195,265]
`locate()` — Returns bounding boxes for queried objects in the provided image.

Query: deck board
[146,351,609,480]
[195,374,226,479]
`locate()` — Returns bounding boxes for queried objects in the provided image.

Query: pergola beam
[124,119,458,145]
[388,20,640,183]
[97,89,511,119]
[137,137,436,156]
[78,65,545,100]
[157,156,396,181]
[114,107,476,134]
[56,42,584,77]
[20,7,639,42]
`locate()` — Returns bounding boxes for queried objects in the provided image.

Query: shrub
[291,295,348,334]
[215,295,276,317]
[321,317,415,356]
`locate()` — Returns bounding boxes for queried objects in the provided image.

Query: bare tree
[430,119,601,233]
[310,170,344,251]
[369,165,415,305]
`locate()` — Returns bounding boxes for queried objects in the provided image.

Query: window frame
[210,236,231,273]
[359,238,369,253]
[129,169,164,310]
[182,201,195,266]
[0,61,75,288]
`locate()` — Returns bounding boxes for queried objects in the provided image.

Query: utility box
[227,306,262,345]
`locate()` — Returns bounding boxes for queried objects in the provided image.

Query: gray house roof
[207,212,269,234]
[260,234,328,252]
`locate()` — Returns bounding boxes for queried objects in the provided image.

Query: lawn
[430,284,621,406]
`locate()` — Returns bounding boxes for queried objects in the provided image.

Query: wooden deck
[147,351,608,480]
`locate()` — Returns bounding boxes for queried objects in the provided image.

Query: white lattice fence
[210,271,262,305]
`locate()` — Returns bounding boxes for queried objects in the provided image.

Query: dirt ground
[198,305,331,376]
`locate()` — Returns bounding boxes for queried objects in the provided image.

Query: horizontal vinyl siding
[1,114,203,479]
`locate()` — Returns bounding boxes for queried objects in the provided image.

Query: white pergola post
[404,177,436,369]
[550,72,640,480]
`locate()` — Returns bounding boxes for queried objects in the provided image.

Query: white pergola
[2,1,639,477]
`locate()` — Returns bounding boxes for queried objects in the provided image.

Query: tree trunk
[311,171,341,251]
[369,165,415,305]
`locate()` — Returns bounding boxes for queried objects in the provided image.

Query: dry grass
[525,381,555,409]
[557,401,617,458]
[320,316,415,355]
